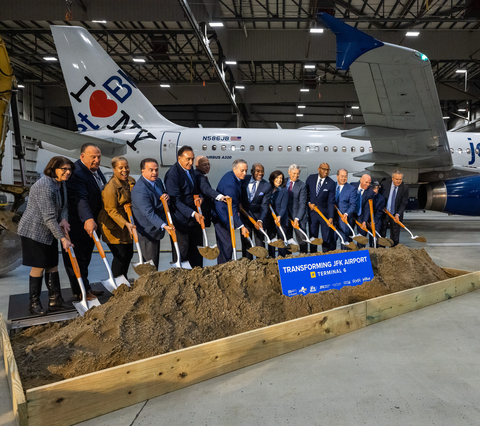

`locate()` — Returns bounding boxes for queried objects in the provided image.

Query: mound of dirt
[12,246,455,390]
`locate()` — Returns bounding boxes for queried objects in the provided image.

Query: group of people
[17,142,409,315]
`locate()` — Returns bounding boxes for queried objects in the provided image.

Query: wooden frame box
[1,268,477,426]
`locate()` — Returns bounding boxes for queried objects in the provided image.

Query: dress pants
[138,235,161,270]
[172,226,203,268]
[335,217,353,250]
[106,242,133,278]
[381,215,402,246]
[309,215,334,253]
[266,222,287,258]
[285,222,308,254]
[62,233,94,295]
[215,221,235,264]
[353,214,368,248]
[241,221,265,260]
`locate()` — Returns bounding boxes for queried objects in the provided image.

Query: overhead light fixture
[17,84,25,88]
[209,22,224,27]
[298,105,306,108]
[304,64,315,69]
[458,108,467,112]
[92,20,107,23]
[300,88,309,92]
[310,28,324,33]
[43,57,57,61]
[345,114,352,118]
[352,106,360,109]
[443,116,450,119]
[160,84,170,88]
[133,58,145,63]
[235,85,245,89]
[296,114,304,117]
[456,69,467,73]
[225,61,237,65]
[406,31,419,36]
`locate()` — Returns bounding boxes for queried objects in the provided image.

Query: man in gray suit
[285,164,308,253]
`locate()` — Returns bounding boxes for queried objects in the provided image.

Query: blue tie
[316,178,323,196]
[335,185,340,202]
[186,170,194,186]
[357,189,362,215]
[250,181,257,201]
[389,186,397,214]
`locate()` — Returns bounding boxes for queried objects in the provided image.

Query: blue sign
[278,251,374,297]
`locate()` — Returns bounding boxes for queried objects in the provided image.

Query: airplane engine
[418,175,480,216]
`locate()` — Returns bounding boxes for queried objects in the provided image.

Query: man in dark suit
[380,169,409,246]
[62,143,106,300]
[164,145,204,268]
[369,180,386,247]
[131,158,174,269]
[285,164,308,254]
[240,163,272,259]
[194,156,226,227]
[334,168,358,250]
[306,162,336,253]
[351,174,374,248]
[213,159,249,264]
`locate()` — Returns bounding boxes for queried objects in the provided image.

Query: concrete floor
[1,211,480,425]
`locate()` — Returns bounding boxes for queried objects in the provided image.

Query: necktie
[316,178,323,196]
[335,185,340,202]
[389,186,397,214]
[186,170,194,186]
[357,189,363,215]
[288,181,293,192]
[92,172,104,191]
[250,181,257,201]
[154,181,162,197]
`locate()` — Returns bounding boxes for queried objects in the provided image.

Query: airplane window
[450,148,454,154]
[314,146,319,152]
[259,145,264,151]
[250,145,255,151]
[458,148,462,154]
[231,145,236,151]
[240,145,245,151]
[269,145,273,151]
[278,146,283,152]
[342,146,347,152]
[296,146,301,152]
[467,148,471,154]
[324,146,328,152]
[333,146,338,152]
[306,146,310,152]
[202,144,207,151]
[360,147,365,153]
[212,145,217,151]
[221,145,226,151]
[287,146,292,152]
[369,147,373,153]
[351,147,356,152]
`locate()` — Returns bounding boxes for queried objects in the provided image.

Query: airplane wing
[11,118,126,158]
[320,13,452,181]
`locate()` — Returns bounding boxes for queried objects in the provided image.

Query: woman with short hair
[266,170,288,258]
[17,156,75,315]
[98,156,136,281]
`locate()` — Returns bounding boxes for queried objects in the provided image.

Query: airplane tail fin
[51,26,182,133]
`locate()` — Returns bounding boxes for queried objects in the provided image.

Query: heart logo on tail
[89,90,118,118]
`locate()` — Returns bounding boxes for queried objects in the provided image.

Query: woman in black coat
[266,170,288,258]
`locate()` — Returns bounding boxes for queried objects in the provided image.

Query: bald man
[351,174,374,248]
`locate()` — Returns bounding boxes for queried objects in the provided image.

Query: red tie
[288,181,293,192]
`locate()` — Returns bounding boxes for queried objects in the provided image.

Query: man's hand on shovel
[160,193,170,202]
[164,224,175,237]
[254,220,263,230]
[194,211,204,225]
[125,222,136,236]
[241,226,249,238]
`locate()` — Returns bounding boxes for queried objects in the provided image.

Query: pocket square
[323,188,328,191]
[259,192,264,196]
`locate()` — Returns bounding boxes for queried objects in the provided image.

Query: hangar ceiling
[1,0,480,129]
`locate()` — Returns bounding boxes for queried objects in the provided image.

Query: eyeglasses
[58,167,72,173]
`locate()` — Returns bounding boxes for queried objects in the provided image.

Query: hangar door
[160,132,181,166]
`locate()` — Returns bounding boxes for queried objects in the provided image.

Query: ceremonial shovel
[239,208,269,258]
[124,203,155,267]
[193,195,219,260]
[335,206,368,246]
[311,204,356,250]
[92,230,129,292]
[290,219,322,246]
[353,218,392,247]
[269,205,298,251]
[384,208,427,243]
[226,197,237,261]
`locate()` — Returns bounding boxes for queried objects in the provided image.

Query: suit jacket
[350,182,375,223]
[66,159,106,238]
[194,169,221,227]
[305,174,335,219]
[131,176,167,241]
[372,193,386,226]
[335,183,358,217]
[380,179,409,218]
[240,175,272,223]
[285,178,308,225]
[214,170,243,229]
[17,175,68,244]
[164,162,200,233]
[98,175,135,244]
[269,187,289,228]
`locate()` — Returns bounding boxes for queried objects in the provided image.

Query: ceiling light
[225,61,237,65]
[235,86,245,89]
[456,69,467,73]
[298,105,306,108]
[133,58,145,63]
[406,31,419,36]
[300,89,309,92]
[17,84,25,88]
[352,106,360,109]
[458,108,467,112]
[160,84,170,88]
[92,20,107,23]
[296,114,304,117]
[304,64,315,69]
[209,22,224,27]
[43,57,57,61]
[345,114,352,118]
[310,28,324,33]
[443,116,450,119]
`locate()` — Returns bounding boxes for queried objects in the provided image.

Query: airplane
[13,13,480,217]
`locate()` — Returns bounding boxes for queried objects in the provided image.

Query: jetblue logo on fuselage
[468,140,480,165]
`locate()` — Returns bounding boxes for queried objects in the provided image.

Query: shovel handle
[193,195,205,229]
[161,197,177,243]
[354,218,368,232]
[225,196,236,252]
[123,203,140,244]
[269,205,278,221]
[369,199,376,238]
[92,230,106,259]
[334,205,349,225]
[240,207,257,226]
[290,219,300,230]
[312,205,337,231]
[67,247,81,279]
[384,208,406,229]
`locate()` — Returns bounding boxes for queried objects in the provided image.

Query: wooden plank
[0,314,28,426]
[25,302,366,426]
[366,271,480,325]
[441,267,471,277]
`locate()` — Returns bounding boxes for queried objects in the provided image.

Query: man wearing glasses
[306,162,336,253]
